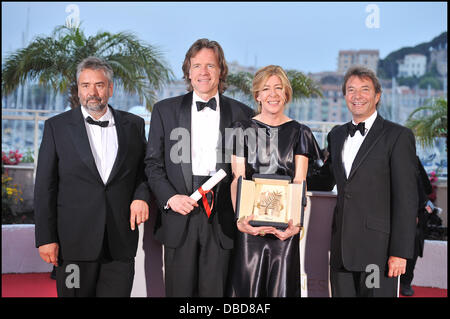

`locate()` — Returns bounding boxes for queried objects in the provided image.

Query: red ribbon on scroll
[198,186,214,218]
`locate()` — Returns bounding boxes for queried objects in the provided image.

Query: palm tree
[285,70,323,100]
[405,97,447,149]
[2,24,173,111]
[227,71,254,97]
[226,70,323,106]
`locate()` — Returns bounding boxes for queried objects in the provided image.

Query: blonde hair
[252,65,292,113]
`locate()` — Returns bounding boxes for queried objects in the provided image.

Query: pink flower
[1,150,23,165]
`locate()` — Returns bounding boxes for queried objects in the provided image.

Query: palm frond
[405,97,447,148]
[226,70,323,105]
[286,70,323,100]
[226,72,253,96]
[2,24,174,110]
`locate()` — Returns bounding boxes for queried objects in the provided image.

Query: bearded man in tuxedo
[35,57,150,297]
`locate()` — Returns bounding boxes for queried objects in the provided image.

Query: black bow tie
[196,98,217,111]
[86,116,109,127]
[347,121,366,137]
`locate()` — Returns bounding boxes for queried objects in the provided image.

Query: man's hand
[388,256,407,277]
[130,199,149,230]
[38,243,59,266]
[168,194,198,215]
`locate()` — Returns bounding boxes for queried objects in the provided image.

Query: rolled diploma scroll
[190,169,227,201]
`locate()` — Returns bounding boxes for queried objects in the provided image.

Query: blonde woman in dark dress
[229,65,321,297]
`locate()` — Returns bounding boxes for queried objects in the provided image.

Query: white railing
[301,120,344,147]
[2,109,55,172]
[2,107,342,177]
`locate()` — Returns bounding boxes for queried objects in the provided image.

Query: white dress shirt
[342,110,377,178]
[191,91,220,176]
[81,106,118,184]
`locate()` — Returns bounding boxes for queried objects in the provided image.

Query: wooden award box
[236,174,306,229]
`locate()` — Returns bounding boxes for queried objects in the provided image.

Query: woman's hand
[237,215,276,237]
[270,219,300,241]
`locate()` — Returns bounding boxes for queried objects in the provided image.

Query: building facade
[397,54,427,78]
[337,50,379,74]
[429,44,448,76]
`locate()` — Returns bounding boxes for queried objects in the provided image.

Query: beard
[80,96,108,113]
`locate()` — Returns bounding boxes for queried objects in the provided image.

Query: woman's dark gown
[228,118,321,297]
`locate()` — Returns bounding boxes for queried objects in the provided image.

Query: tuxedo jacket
[145,92,254,249]
[323,114,418,271]
[34,106,150,261]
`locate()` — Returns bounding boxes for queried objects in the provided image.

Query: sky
[1,2,447,79]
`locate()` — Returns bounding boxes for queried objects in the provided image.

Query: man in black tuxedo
[34,57,150,297]
[321,66,418,297]
[145,39,254,297]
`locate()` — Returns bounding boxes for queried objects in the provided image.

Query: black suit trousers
[56,228,135,297]
[163,207,231,297]
[330,266,398,297]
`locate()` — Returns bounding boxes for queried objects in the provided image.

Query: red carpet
[2,273,57,297]
[400,285,447,298]
[1,272,447,297]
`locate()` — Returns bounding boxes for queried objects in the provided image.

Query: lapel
[333,124,349,182]
[106,106,128,185]
[216,94,232,173]
[214,94,233,195]
[179,92,193,194]
[347,114,386,181]
[68,107,103,184]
